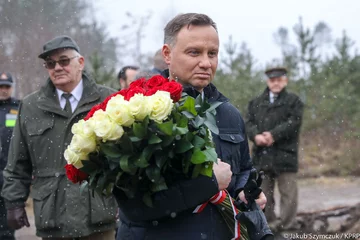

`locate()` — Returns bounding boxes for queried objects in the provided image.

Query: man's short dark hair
[118,66,139,81]
[164,13,217,45]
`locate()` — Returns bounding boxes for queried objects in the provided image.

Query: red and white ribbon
[193,190,241,240]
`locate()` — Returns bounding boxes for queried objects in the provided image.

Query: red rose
[118,89,128,97]
[84,104,103,121]
[159,81,183,102]
[65,164,88,184]
[125,86,146,100]
[129,78,147,89]
[144,86,160,96]
[145,75,168,89]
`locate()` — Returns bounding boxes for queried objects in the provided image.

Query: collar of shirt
[56,79,84,111]
[269,91,278,103]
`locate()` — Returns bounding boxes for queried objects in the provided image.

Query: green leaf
[175,126,189,135]
[81,160,99,175]
[136,146,154,168]
[191,149,207,164]
[145,166,161,183]
[204,112,219,134]
[119,155,136,174]
[194,115,205,128]
[129,136,142,142]
[118,133,134,153]
[155,154,168,169]
[182,111,195,119]
[179,96,197,115]
[149,134,162,144]
[203,148,218,162]
[151,179,168,192]
[200,162,213,177]
[191,164,203,178]
[133,121,147,139]
[101,143,122,158]
[177,115,189,128]
[192,135,206,149]
[206,101,223,113]
[80,181,88,195]
[156,120,174,136]
[105,182,114,196]
[175,138,194,153]
[161,135,175,147]
[143,192,153,207]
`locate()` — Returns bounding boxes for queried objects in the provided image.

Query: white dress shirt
[56,80,83,113]
[269,91,278,104]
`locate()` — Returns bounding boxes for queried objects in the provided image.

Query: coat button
[55,172,60,177]
[230,135,235,140]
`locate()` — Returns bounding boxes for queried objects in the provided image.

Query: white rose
[71,119,95,138]
[92,110,125,141]
[128,93,151,121]
[70,133,97,154]
[106,95,135,127]
[148,91,174,123]
[64,146,89,169]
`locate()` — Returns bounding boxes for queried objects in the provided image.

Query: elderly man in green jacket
[246,67,304,232]
[1,36,117,239]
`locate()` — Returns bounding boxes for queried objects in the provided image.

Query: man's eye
[189,50,199,55]
[209,52,217,57]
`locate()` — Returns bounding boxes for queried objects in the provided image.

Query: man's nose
[54,62,63,71]
[198,55,211,69]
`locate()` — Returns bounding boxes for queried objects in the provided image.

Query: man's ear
[162,44,171,65]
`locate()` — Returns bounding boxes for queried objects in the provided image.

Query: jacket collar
[37,72,101,117]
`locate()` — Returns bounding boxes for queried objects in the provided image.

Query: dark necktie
[62,93,72,116]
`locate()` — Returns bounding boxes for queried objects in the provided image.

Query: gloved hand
[7,207,30,230]
[236,201,274,240]
[243,169,264,204]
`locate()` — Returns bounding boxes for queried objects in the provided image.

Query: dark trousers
[0,195,15,240]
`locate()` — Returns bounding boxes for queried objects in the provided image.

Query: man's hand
[239,191,267,210]
[238,169,267,209]
[262,132,274,146]
[255,134,267,146]
[7,207,30,230]
[213,159,232,191]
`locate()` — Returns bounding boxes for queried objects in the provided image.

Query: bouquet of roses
[64,75,249,239]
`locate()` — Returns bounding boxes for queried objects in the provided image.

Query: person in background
[151,49,168,74]
[246,67,304,231]
[1,35,118,240]
[117,66,139,89]
[0,72,19,240]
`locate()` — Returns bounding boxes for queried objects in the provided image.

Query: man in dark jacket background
[114,13,267,240]
[1,36,117,239]
[0,72,19,240]
[246,67,304,231]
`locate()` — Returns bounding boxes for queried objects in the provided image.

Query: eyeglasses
[43,56,78,69]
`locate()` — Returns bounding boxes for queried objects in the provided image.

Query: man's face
[163,25,219,92]
[45,49,84,90]
[267,76,288,94]
[120,68,138,89]
[0,85,12,100]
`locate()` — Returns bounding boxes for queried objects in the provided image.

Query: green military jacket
[246,88,304,174]
[1,73,117,238]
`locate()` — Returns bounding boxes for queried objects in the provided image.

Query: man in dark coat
[246,67,304,231]
[0,72,19,240]
[114,13,267,240]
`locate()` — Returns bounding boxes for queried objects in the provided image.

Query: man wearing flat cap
[1,36,117,239]
[245,67,304,231]
[0,72,19,240]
